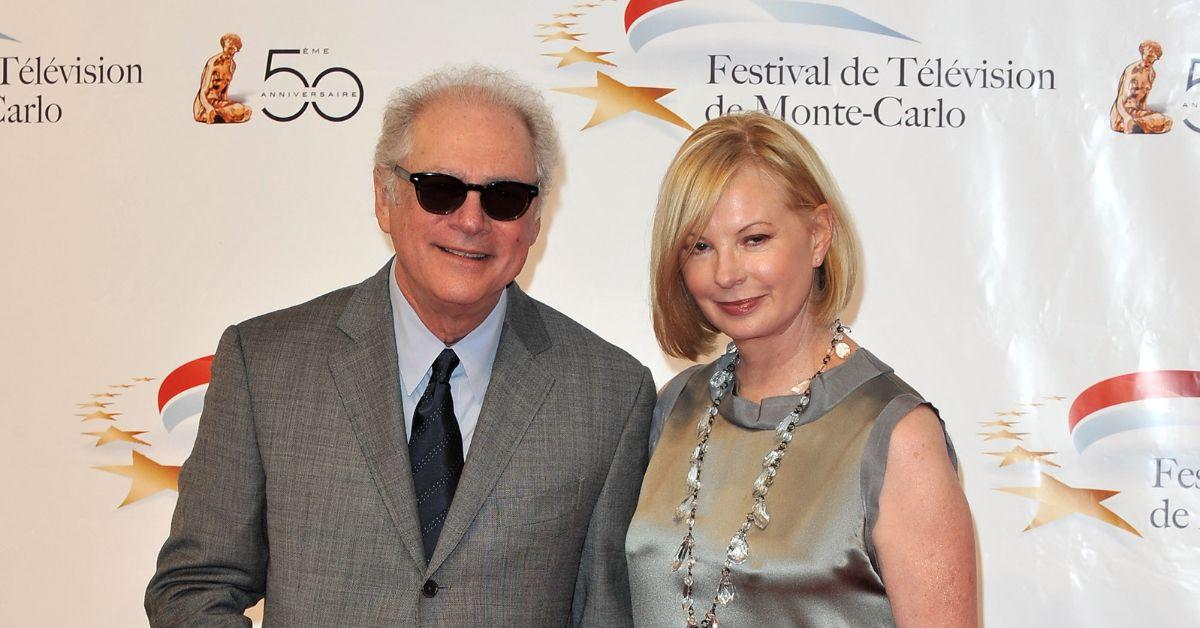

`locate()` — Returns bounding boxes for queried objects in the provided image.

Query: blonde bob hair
[650,112,860,360]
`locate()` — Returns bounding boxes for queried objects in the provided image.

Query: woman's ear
[809,203,834,267]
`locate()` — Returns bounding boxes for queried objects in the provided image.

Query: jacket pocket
[490,479,582,527]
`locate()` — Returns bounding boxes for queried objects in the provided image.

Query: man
[147,66,655,626]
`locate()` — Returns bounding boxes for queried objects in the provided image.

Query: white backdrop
[2,1,1198,625]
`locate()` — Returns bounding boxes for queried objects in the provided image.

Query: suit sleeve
[572,366,656,627]
[648,364,704,457]
[145,325,267,627]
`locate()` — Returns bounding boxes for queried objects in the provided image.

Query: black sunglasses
[393,165,539,221]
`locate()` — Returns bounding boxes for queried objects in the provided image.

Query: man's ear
[528,200,543,247]
[373,169,393,234]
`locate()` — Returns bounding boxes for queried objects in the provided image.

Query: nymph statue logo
[1110,40,1172,134]
[193,32,252,124]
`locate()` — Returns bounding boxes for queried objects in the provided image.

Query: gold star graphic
[995,411,1027,417]
[109,383,135,389]
[977,429,1028,441]
[985,445,1061,468]
[1044,395,1066,401]
[538,31,585,43]
[1022,401,1044,407]
[94,451,180,507]
[554,12,583,18]
[997,472,1140,536]
[132,377,156,382]
[979,419,1018,428]
[77,410,121,422]
[84,426,150,447]
[554,71,692,130]
[575,2,598,7]
[537,21,576,29]
[543,46,616,68]
[76,401,112,409]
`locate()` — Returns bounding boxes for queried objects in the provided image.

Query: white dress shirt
[387,257,506,455]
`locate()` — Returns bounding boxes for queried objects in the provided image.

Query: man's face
[374,98,541,329]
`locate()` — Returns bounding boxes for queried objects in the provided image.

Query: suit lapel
[427,284,555,573]
[328,262,427,569]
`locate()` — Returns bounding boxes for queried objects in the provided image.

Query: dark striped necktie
[409,348,464,563]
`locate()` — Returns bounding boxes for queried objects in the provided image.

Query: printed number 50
[262,49,364,122]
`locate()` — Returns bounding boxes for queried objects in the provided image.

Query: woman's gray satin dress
[625,349,957,627]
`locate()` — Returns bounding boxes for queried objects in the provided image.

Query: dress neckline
[714,348,893,430]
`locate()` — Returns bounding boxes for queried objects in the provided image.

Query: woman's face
[681,167,832,349]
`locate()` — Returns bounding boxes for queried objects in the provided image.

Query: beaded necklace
[671,320,849,627]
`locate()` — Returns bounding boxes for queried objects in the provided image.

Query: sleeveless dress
[625,348,957,627]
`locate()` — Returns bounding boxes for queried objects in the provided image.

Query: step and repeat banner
[2,1,1197,625]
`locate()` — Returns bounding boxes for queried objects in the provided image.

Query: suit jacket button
[422,579,439,598]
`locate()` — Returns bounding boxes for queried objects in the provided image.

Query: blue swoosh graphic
[0,32,18,43]
[161,389,206,432]
[630,0,916,52]
[1072,405,1198,452]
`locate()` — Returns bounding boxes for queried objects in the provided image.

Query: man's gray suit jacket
[145,262,656,626]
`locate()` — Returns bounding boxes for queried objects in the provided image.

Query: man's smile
[437,244,490,260]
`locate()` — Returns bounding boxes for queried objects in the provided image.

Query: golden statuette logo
[193,33,252,124]
[1110,40,1172,134]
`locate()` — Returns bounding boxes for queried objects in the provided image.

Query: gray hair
[373,65,561,197]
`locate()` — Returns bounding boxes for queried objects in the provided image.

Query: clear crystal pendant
[762,450,781,466]
[687,463,701,489]
[709,368,732,389]
[754,468,773,490]
[835,341,851,359]
[672,538,691,572]
[752,473,769,497]
[727,532,749,564]
[674,496,692,522]
[774,417,793,440]
[716,572,736,606]
[751,498,770,529]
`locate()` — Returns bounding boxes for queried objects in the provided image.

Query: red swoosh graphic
[625,0,685,31]
[1068,370,1200,432]
[157,355,214,412]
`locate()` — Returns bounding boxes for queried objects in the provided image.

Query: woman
[626,112,976,627]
